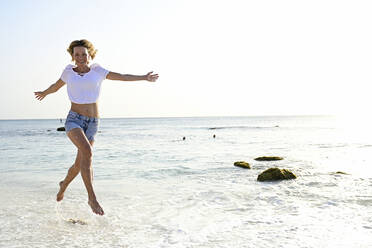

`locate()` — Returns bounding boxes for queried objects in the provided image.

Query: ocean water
[0,115,371,248]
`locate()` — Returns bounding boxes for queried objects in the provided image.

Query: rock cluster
[234,156,296,182]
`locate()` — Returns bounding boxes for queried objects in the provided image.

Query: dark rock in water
[336,171,348,174]
[257,167,296,181]
[57,127,65,131]
[234,161,251,169]
[254,156,283,161]
[331,171,349,175]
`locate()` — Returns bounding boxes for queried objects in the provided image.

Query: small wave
[0,129,64,138]
[208,125,279,130]
[359,144,372,148]
[138,167,199,179]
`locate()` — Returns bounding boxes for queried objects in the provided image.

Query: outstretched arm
[34,79,66,101]
[106,71,159,82]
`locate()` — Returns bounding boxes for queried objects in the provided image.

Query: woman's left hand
[146,71,159,82]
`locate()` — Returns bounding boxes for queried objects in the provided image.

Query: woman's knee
[70,163,80,172]
[80,145,93,159]
[67,128,93,158]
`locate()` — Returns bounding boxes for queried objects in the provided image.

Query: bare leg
[66,128,104,215]
[56,150,82,201]
[90,140,94,181]
[56,139,95,201]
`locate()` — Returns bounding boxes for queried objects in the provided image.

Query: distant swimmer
[34,39,159,215]
[183,137,186,141]
[213,134,216,138]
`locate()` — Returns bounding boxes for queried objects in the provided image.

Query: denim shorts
[64,110,99,141]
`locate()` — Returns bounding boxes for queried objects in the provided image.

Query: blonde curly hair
[67,39,97,61]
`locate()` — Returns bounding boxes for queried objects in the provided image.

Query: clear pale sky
[0,0,371,119]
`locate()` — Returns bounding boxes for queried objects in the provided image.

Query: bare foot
[88,199,104,215]
[56,181,65,201]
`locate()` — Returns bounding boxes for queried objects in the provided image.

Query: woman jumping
[34,39,159,215]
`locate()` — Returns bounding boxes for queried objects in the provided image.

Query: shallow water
[1,116,371,247]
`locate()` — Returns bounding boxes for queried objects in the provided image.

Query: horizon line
[0,114,334,121]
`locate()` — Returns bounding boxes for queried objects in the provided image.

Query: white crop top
[60,63,110,104]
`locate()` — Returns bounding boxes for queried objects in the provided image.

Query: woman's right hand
[34,91,47,101]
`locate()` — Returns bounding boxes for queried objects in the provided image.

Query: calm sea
[0,116,371,247]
